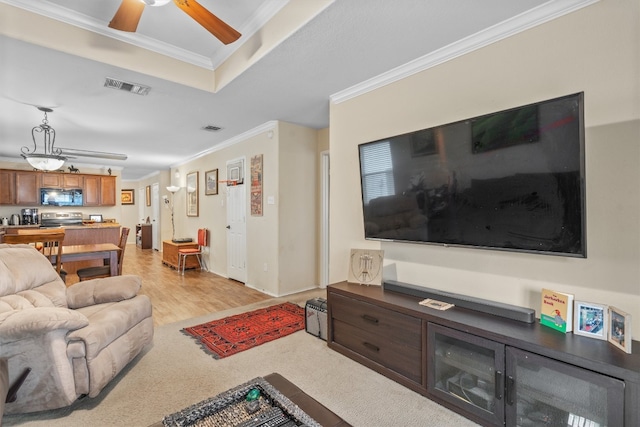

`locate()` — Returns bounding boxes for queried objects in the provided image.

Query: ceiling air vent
[104,77,151,96]
[203,125,222,132]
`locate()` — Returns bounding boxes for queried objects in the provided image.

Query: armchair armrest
[66,275,142,309]
[0,307,89,342]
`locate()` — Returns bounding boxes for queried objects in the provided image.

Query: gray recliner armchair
[0,244,154,414]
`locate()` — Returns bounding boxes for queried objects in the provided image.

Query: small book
[540,288,574,333]
[419,298,454,311]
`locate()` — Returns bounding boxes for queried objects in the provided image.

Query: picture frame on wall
[205,169,218,195]
[573,301,608,340]
[121,189,135,205]
[186,171,199,217]
[145,185,151,206]
[608,306,632,353]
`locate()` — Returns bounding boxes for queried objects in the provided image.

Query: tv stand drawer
[333,319,422,383]
[330,293,421,349]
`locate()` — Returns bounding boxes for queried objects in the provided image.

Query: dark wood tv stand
[327,281,639,426]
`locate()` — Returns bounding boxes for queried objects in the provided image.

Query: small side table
[136,224,152,249]
[162,240,199,270]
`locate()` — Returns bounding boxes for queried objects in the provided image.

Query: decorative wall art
[121,189,135,205]
[251,154,263,216]
[205,169,218,195]
[145,185,151,206]
[347,249,384,286]
[186,171,199,217]
[573,301,608,340]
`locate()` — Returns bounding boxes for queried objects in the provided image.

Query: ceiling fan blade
[109,0,145,32]
[173,0,241,44]
[59,148,128,161]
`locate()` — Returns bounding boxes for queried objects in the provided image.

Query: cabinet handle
[506,375,515,406]
[361,314,379,324]
[363,342,380,353]
[494,370,503,400]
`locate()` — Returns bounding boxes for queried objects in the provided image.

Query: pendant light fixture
[21,107,67,171]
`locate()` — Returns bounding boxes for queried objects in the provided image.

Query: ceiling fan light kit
[21,107,67,171]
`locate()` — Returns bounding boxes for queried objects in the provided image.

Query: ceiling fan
[109,0,241,45]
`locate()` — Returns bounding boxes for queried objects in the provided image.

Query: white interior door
[152,183,160,250]
[226,180,246,283]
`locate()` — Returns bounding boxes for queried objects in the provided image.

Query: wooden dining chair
[177,228,207,275]
[3,229,66,274]
[76,227,130,281]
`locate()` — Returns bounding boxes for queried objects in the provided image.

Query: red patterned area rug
[183,302,306,359]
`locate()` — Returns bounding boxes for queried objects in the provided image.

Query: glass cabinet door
[428,323,505,426]
[506,347,624,427]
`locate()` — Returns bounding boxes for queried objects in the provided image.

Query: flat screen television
[358,92,585,257]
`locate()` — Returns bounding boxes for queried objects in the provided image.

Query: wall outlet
[263,263,268,272]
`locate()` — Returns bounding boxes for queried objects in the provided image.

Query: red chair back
[197,228,208,247]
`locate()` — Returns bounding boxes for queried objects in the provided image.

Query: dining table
[49,243,121,277]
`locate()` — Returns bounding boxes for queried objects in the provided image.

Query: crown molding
[0,0,288,70]
[170,121,278,168]
[331,0,599,105]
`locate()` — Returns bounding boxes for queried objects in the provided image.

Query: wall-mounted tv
[358,92,586,257]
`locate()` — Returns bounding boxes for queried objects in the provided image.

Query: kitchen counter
[63,223,121,229]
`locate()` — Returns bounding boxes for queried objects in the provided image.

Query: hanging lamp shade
[21,107,67,171]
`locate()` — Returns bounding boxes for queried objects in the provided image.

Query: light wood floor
[66,245,272,326]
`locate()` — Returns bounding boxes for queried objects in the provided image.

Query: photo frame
[121,189,135,205]
[573,301,608,340]
[608,306,632,353]
[205,169,218,195]
[186,171,199,217]
[145,185,151,206]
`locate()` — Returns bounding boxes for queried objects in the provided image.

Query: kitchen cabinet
[0,170,16,204]
[15,172,39,205]
[41,172,83,189]
[0,169,115,206]
[327,281,640,427]
[100,176,116,206]
[84,175,116,206]
[0,171,40,205]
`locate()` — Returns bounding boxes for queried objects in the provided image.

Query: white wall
[278,122,319,295]
[170,121,319,296]
[329,0,640,332]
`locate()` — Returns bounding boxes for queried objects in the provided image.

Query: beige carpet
[2,289,478,427]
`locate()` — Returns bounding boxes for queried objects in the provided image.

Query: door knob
[226,225,231,229]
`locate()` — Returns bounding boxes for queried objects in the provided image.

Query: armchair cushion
[0,308,88,342]
[66,275,142,309]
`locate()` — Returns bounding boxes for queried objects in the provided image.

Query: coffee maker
[21,208,39,225]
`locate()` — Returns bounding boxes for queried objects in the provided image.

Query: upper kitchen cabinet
[15,172,39,205]
[41,172,84,189]
[0,169,116,206]
[84,175,116,206]
[0,170,16,204]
